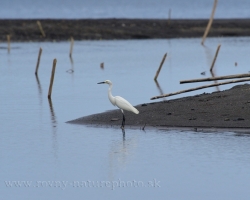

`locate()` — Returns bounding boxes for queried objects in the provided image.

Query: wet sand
[68,84,250,129]
[1,19,250,41]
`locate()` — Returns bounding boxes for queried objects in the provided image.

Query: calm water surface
[1,38,250,199]
[1,0,250,19]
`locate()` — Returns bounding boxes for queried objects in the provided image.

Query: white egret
[97,80,139,129]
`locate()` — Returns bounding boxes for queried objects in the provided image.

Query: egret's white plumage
[115,96,139,114]
[98,80,139,129]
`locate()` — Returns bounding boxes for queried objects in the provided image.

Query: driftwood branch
[151,78,250,100]
[180,73,250,84]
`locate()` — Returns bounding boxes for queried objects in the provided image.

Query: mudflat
[1,19,250,42]
[68,84,250,129]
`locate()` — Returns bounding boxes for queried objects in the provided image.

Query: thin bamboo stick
[7,35,10,53]
[154,53,167,81]
[168,9,171,25]
[180,73,250,84]
[210,44,221,72]
[48,59,57,99]
[201,0,218,45]
[37,21,46,37]
[35,47,43,75]
[69,37,74,58]
[151,78,250,100]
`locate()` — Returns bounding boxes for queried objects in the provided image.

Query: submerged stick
[151,78,250,100]
[7,35,10,53]
[37,21,46,37]
[210,44,221,72]
[48,59,57,99]
[100,62,104,69]
[201,0,218,45]
[35,47,43,75]
[69,36,74,58]
[154,53,167,81]
[180,73,250,84]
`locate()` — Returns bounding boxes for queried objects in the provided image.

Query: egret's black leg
[121,113,125,129]
[123,113,125,127]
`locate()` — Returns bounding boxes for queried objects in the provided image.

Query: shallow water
[1,37,250,199]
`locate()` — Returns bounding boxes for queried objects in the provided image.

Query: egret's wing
[115,96,139,114]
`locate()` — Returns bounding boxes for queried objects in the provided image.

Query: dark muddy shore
[1,18,250,42]
[68,84,250,129]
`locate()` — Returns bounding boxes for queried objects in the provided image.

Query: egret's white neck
[108,83,116,106]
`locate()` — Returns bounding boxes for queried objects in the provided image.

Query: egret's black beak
[97,82,105,84]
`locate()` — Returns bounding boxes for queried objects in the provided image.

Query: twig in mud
[7,35,10,53]
[37,21,46,37]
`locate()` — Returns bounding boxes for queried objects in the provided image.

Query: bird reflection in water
[108,129,138,180]
[122,128,125,140]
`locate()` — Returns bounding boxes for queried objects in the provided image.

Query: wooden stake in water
[69,37,74,58]
[201,0,218,45]
[37,21,46,37]
[151,78,250,100]
[35,47,43,75]
[154,53,167,81]
[210,44,221,72]
[7,35,10,53]
[168,9,171,25]
[48,59,57,99]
